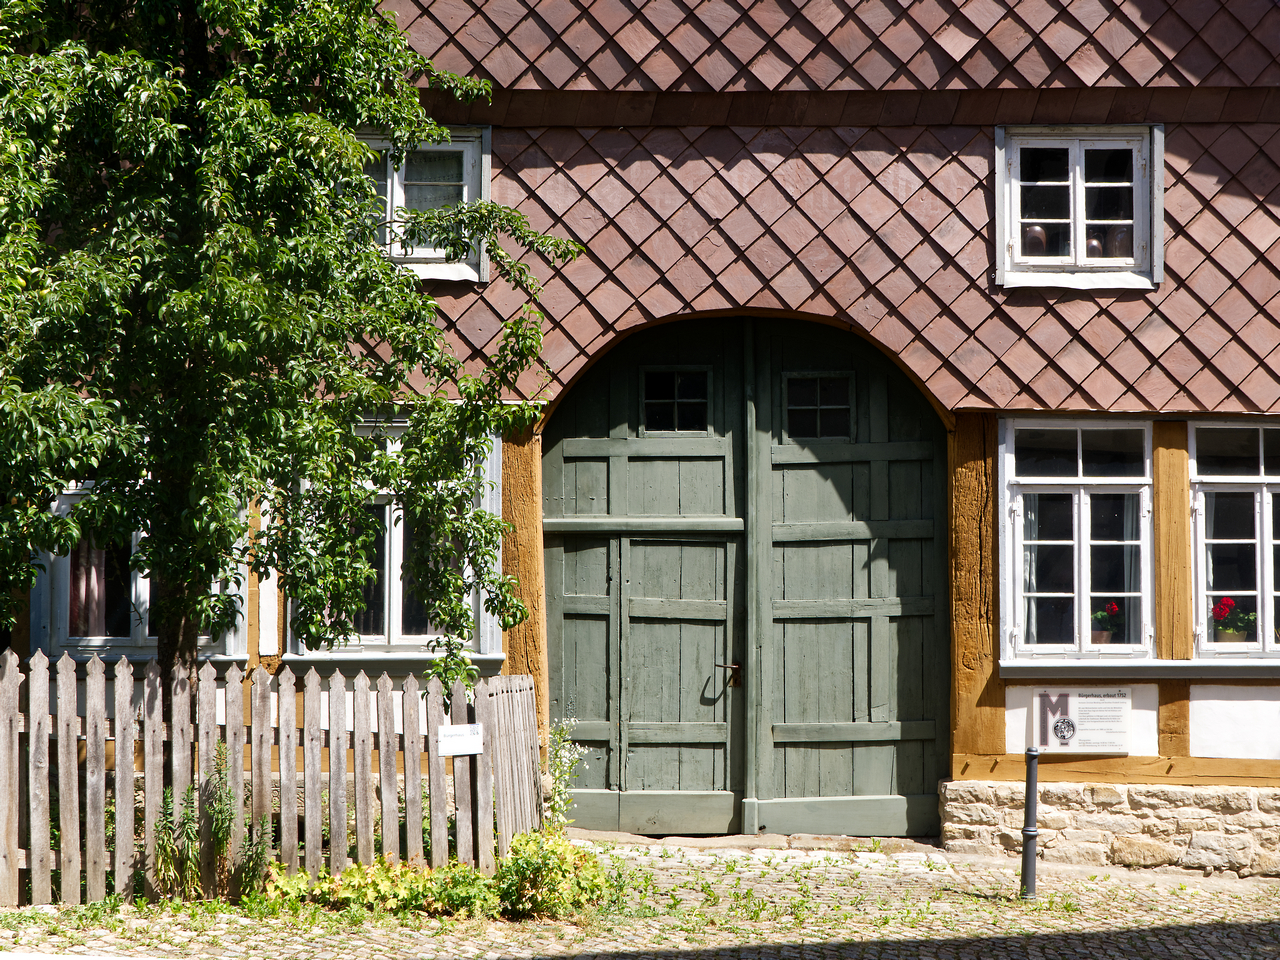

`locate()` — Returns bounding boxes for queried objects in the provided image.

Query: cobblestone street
[2,833,1280,959]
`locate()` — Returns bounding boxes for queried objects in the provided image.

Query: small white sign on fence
[438,722,484,756]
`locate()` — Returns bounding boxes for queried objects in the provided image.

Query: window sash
[365,139,480,264]
[1010,137,1144,269]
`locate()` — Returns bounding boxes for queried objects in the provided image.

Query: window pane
[69,538,133,638]
[789,378,817,406]
[1091,545,1140,592]
[1196,427,1259,475]
[1082,429,1144,477]
[1090,492,1140,540]
[789,408,818,438]
[364,151,389,246]
[1205,491,1255,540]
[819,377,848,406]
[1015,429,1077,477]
[1084,186,1133,220]
[1021,223,1071,257]
[676,372,708,401]
[1024,492,1073,540]
[1207,593,1256,642]
[645,371,676,401]
[644,402,676,432]
[405,151,464,182]
[1206,544,1256,591]
[1027,597,1073,644]
[676,402,708,432]
[1264,429,1280,475]
[1022,148,1069,181]
[356,505,387,636]
[1084,148,1132,182]
[820,407,851,438]
[1025,544,1074,593]
[401,516,434,637]
[404,183,463,210]
[1021,185,1069,219]
[1083,224,1132,259]
[1090,596,1139,644]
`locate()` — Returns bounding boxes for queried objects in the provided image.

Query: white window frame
[995,125,1163,290]
[1189,424,1280,658]
[281,426,504,660]
[28,484,245,660]
[1000,420,1154,660]
[363,126,490,282]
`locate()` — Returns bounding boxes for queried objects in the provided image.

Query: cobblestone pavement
[2,834,1280,960]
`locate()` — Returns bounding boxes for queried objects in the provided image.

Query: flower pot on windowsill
[1215,628,1249,643]
[1091,630,1113,644]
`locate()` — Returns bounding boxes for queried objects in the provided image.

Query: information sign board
[438,723,484,756]
[1032,687,1131,755]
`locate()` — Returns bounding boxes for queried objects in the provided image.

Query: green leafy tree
[0,0,578,683]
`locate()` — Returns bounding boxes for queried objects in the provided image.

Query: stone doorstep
[565,827,941,856]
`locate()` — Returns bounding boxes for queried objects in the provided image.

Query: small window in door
[643,370,709,432]
[786,376,851,439]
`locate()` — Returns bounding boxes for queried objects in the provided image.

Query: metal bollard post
[1021,746,1039,899]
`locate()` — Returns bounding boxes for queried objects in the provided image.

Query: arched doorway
[542,317,948,836]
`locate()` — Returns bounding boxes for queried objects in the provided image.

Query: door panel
[546,318,946,837]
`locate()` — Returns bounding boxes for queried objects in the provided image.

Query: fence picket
[426,679,447,869]
[0,650,19,907]
[114,656,135,899]
[251,666,272,843]
[328,671,347,876]
[224,663,245,872]
[278,667,298,874]
[197,661,218,896]
[473,677,496,876]
[303,669,322,879]
[85,656,107,902]
[143,659,162,898]
[28,650,50,904]
[376,674,398,863]
[492,676,513,853]
[171,666,192,805]
[402,673,423,863]
[353,672,373,865]
[58,653,82,904]
[452,680,474,867]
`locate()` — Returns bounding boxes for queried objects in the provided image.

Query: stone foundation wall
[940,780,1280,877]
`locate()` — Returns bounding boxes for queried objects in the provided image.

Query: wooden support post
[502,428,549,755]
[950,412,1004,772]
[1154,421,1194,661]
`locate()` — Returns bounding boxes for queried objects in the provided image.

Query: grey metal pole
[1021,746,1039,899]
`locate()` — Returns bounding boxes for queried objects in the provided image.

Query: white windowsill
[1001,658,1280,678]
[1000,271,1155,290]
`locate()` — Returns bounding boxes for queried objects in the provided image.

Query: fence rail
[0,649,542,906]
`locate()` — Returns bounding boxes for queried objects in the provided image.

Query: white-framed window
[363,126,490,282]
[279,428,504,659]
[1001,421,1153,658]
[27,485,245,659]
[995,125,1163,290]
[1189,424,1280,656]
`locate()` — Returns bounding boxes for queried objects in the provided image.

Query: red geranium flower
[1213,597,1236,621]
[1105,602,1119,616]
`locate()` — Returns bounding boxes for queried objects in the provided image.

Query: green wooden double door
[543,318,948,836]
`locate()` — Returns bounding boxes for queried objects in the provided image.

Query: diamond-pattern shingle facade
[430,122,1280,413]
[397,0,1280,93]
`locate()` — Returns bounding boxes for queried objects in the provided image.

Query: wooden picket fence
[0,649,542,906]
